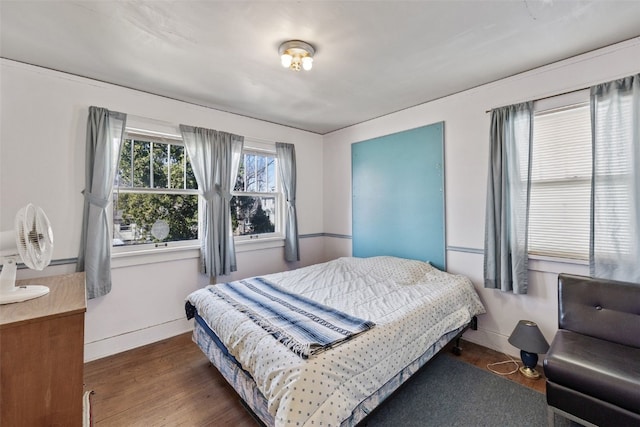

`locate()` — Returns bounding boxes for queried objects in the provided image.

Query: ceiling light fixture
[279,40,315,71]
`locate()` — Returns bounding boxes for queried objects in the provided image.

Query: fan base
[0,285,50,305]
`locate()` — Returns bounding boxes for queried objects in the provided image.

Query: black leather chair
[543,274,640,427]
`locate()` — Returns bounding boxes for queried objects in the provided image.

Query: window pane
[231,195,276,236]
[245,154,256,192]
[113,192,198,246]
[594,179,634,256]
[234,164,244,191]
[152,143,168,188]
[133,140,151,187]
[267,156,276,191]
[185,156,197,190]
[528,179,591,258]
[169,145,185,189]
[116,139,133,187]
[531,106,591,182]
[235,153,277,193]
[256,155,266,192]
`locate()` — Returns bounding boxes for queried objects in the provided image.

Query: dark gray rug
[363,354,575,427]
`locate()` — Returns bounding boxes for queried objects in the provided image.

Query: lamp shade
[508,320,550,354]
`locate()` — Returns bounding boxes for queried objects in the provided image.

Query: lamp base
[519,366,541,379]
[518,349,542,379]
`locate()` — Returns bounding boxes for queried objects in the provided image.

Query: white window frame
[109,119,285,265]
[233,139,285,250]
[111,124,201,259]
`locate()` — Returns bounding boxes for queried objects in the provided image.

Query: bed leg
[452,316,478,356]
[452,336,463,356]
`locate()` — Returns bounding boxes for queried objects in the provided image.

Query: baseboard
[84,318,193,362]
[462,326,520,359]
[83,321,529,365]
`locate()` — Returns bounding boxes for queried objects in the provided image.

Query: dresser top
[0,272,86,328]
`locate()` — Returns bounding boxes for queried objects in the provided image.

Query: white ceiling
[2,1,640,134]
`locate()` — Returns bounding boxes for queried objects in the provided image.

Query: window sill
[528,254,589,275]
[111,236,285,268]
[235,236,285,252]
[112,244,201,269]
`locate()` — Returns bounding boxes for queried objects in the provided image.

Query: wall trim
[11,239,482,269]
[3,257,79,270]
[320,233,352,239]
[299,233,325,238]
[14,237,481,269]
[447,246,483,255]
[9,235,328,269]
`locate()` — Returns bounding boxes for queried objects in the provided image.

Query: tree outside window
[113,137,198,246]
[231,151,278,237]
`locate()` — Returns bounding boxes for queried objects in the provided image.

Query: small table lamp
[508,320,550,379]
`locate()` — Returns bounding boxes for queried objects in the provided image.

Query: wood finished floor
[83,333,546,426]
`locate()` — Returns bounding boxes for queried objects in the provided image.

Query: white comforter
[187,256,485,427]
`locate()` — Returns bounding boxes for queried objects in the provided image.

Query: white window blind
[529,103,592,260]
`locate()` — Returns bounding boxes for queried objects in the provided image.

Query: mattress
[186,256,485,426]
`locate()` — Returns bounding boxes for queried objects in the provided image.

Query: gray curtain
[180,125,244,281]
[276,142,300,262]
[590,74,640,282]
[484,102,533,294]
[77,106,127,299]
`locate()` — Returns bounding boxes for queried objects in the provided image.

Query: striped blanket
[208,277,375,358]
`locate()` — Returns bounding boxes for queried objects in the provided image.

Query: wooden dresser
[0,272,86,426]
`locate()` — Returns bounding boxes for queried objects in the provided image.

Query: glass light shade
[280,53,293,68]
[290,55,302,71]
[302,56,313,71]
[278,40,315,71]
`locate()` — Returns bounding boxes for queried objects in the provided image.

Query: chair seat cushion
[544,330,640,414]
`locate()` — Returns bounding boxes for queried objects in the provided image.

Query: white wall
[0,60,325,361]
[3,38,639,363]
[322,37,640,358]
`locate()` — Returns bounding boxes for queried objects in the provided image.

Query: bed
[185,256,485,426]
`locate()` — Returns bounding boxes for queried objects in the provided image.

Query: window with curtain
[592,94,636,258]
[529,85,637,263]
[112,130,199,249]
[528,102,592,260]
[232,143,283,240]
[590,75,639,282]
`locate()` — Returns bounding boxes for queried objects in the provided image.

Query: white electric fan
[0,204,54,304]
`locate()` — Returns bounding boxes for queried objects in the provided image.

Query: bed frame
[187,302,478,426]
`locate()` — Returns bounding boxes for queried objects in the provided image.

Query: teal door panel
[351,122,445,270]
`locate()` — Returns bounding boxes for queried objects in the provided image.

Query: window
[528,102,592,260]
[231,147,281,239]
[112,132,198,248]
